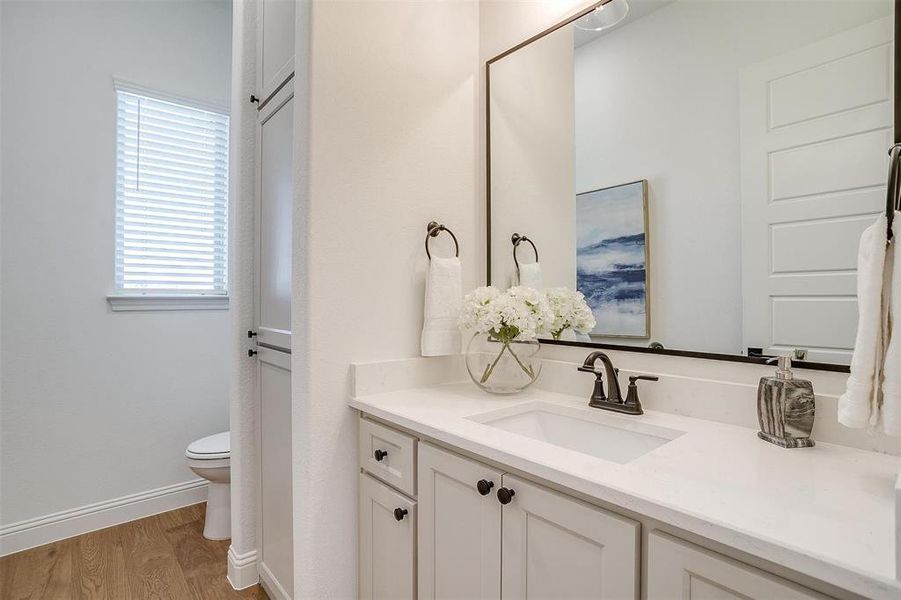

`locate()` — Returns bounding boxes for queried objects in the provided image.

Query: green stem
[506,343,535,379]
[480,340,535,383]
[480,343,507,383]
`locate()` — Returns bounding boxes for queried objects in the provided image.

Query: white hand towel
[421,257,462,357]
[839,214,890,429]
[881,212,901,435]
[517,262,543,289]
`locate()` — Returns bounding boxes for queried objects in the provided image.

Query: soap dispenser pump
[757,352,815,448]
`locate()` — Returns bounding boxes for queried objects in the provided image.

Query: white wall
[0,0,232,534]
[571,0,892,353]
[489,25,575,289]
[291,1,479,596]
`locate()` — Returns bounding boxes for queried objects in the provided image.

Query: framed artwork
[576,180,650,338]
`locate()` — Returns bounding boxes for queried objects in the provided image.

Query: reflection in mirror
[488,0,895,366]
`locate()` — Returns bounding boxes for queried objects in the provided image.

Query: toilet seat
[186,431,230,461]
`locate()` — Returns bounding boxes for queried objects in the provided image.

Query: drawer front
[359,417,416,496]
[647,531,829,599]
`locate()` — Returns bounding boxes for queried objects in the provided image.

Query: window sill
[107,294,229,312]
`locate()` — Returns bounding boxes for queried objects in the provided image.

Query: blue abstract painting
[576,181,649,338]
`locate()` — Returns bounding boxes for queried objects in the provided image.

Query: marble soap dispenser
[757,353,815,448]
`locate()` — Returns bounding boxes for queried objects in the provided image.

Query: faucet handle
[577,364,602,374]
[624,374,658,414]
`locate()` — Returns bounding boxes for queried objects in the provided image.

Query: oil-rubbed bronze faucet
[577,351,658,415]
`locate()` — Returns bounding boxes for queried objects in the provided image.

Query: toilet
[185,432,231,540]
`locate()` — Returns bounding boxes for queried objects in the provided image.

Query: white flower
[459,285,553,342]
[545,287,596,338]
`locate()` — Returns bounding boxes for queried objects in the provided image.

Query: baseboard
[0,479,207,556]
[259,560,292,600]
[227,546,259,590]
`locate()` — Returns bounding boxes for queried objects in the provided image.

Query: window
[114,84,229,302]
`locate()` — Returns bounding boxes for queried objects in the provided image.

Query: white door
[255,78,294,596]
[417,443,502,600]
[647,532,826,599]
[740,17,894,364]
[255,81,294,351]
[257,0,295,104]
[258,346,293,597]
[359,473,417,600]
[500,474,639,600]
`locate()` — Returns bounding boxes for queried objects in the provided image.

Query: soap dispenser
[757,353,815,448]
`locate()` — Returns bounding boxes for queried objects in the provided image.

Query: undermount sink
[469,402,685,464]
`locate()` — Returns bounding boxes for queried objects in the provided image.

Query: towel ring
[425,221,459,259]
[511,233,539,273]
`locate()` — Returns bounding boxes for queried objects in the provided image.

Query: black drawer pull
[394,507,408,521]
[476,479,495,496]
[373,449,388,462]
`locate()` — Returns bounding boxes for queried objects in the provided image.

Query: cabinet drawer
[647,531,829,599]
[359,417,416,496]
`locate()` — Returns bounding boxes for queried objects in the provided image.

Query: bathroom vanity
[351,361,901,600]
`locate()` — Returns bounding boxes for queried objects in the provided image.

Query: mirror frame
[486,0,901,373]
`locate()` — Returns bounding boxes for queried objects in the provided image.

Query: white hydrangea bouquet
[545,287,596,340]
[459,286,553,393]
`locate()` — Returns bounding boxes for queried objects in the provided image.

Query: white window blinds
[115,86,229,295]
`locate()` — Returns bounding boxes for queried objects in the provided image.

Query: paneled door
[255,81,294,352]
[258,346,293,598]
[500,475,639,600]
[647,532,826,599]
[255,78,294,596]
[359,474,417,600]
[256,0,296,105]
[417,442,502,600]
[740,16,894,364]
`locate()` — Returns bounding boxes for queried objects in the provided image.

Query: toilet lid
[186,432,230,460]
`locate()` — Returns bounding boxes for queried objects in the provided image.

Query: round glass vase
[465,332,541,394]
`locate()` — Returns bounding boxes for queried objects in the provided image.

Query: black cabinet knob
[373,449,388,462]
[393,507,408,521]
[248,349,258,357]
[476,479,495,496]
[497,487,516,505]
[247,330,258,338]
[250,94,260,104]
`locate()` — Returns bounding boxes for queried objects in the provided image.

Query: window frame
[107,81,230,311]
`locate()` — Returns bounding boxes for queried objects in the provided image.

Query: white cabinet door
[259,346,293,598]
[647,532,827,600]
[255,82,293,351]
[418,442,502,600]
[359,474,416,600]
[257,0,295,103]
[501,474,639,600]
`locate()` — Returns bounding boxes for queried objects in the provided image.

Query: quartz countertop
[350,382,901,599]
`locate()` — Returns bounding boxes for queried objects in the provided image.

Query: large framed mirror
[487,0,899,371]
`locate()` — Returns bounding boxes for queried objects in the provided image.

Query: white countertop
[350,382,901,599]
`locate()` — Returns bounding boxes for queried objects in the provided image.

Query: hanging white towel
[881,212,900,435]
[838,215,890,429]
[421,256,462,357]
[517,262,543,289]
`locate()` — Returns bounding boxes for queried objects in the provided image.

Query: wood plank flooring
[0,504,268,600]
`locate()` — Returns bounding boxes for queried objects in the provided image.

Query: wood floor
[0,504,268,600]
